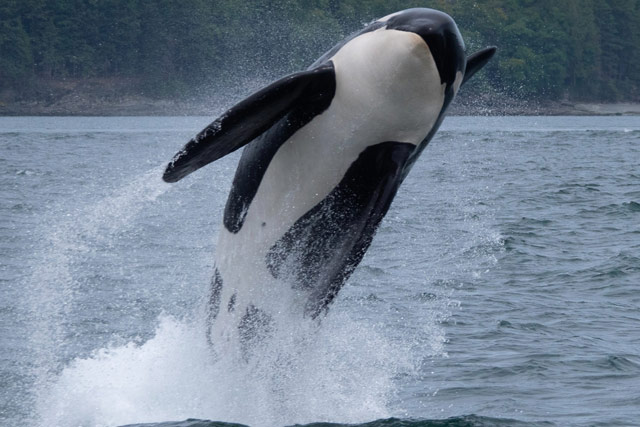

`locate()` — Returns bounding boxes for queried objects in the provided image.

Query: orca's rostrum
[163,8,495,351]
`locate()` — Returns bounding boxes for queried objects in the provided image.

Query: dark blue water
[1,116,638,426]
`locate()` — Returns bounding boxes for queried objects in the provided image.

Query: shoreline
[2,79,640,117]
[2,98,640,117]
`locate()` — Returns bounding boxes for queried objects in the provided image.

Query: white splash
[24,166,172,418]
[36,310,415,427]
[27,164,449,427]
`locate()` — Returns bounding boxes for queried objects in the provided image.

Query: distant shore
[450,99,640,116]
[1,78,639,117]
[3,97,640,117]
[3,98,640,117]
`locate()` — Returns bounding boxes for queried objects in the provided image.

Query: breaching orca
[163,8,495,351]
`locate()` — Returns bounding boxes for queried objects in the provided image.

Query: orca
[163,8,495,350]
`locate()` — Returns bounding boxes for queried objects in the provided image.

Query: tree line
[1,0,639,102]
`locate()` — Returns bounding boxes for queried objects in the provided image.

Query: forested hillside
[1,0,639,102]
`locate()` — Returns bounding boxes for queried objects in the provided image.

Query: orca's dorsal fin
[163,63,336,183]
[462,46,496,86]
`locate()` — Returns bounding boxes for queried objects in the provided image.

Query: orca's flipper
[462,46,496,86]
[163,62,336,183]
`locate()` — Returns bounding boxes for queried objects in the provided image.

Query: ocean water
[0,116,638,427]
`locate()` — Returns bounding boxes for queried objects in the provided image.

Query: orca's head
[378,8,495,103]
[372,8,495,173]
[379,9,466,96]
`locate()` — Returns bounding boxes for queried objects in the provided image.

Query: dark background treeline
[1,0,639,102]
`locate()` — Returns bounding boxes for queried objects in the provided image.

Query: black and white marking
[163,8,495,348]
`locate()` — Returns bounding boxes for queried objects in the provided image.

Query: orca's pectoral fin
[162,63,336,183]
[462,46,496,86]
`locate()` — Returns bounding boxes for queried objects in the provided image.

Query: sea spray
[25,164,447,427]
[36,309,421,426]
[22,167,172,424]
[14,131,466,426]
